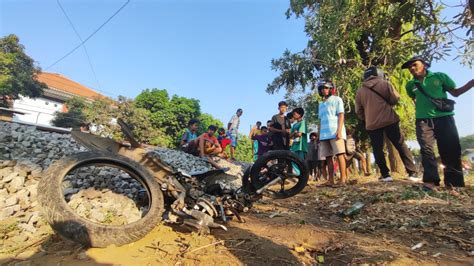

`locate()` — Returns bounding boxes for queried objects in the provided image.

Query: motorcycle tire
[37,151,164,247]
[247,150,308,199]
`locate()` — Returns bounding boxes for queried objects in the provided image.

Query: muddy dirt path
[2,177,473,265]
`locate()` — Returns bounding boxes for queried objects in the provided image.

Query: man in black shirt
[268,101,291,150]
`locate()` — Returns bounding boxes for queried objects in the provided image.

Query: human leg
[433,116,464,187]
[367,128,390,177]
[416,119,440,186]
[385,122,417,176]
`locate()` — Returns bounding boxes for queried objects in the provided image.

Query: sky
[1,0,473,138]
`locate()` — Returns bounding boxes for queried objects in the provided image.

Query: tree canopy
[0,34,47,106]
[268,1,472,142]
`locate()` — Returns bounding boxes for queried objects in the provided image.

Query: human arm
[387,82,400,105]
[336,98,345,140]
[180,132,188,146]
[355,91,365,120]
[336,113,344,140]
[448,79,474,97]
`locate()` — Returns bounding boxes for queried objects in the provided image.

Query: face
[190,123,198,131]
[256,122,262,128]
[408,61,426,77]
[237,110,243,117]
[219,131,226,136]
[293,112,301,120]
[279,105,288,113]
[321,86,331,96]
[207,129,216,136]
[262,128,268,134]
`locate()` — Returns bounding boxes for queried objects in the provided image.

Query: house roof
[36,72,103,100]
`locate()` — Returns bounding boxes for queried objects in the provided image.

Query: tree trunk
[366,151,372,174]
[385,134,405,176]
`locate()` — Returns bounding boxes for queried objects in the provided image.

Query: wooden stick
[187,240,224,254]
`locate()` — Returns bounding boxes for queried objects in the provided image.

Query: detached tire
[37,151,164,247]
[247,150,308,199]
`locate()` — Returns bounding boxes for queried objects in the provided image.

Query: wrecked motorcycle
[37,120,308,247]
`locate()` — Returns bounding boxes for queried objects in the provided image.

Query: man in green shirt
[403,56,474,190]
[290,107,308,159]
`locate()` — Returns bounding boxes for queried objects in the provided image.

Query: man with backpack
[355,67,417,182]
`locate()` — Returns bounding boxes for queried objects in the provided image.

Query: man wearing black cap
[403,56,474,191]
[356,67,418,182]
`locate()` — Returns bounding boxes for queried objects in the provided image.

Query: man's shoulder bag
[414,83,455,112]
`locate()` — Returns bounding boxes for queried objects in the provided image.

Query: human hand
[336,131,342,140]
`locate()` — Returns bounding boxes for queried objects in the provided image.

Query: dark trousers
[307,160,318,177]
[367,122,417,178]
[416,116,464,187]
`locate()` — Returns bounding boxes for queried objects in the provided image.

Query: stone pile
[63,166,146,224]
[0,121,85,169]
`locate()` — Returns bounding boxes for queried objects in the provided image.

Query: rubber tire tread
[249,150,308,199]
[37,151,164,247]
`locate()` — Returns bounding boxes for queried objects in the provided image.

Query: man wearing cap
[403,56,474,191]
[317,81,347,186]
[356,67,418,182]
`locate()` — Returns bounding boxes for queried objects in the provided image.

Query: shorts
[319,139,346,158]
[229,133,238,147]
[182,140,199,156]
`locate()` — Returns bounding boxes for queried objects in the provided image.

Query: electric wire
[46,0,130,70]
[56,0,102,91]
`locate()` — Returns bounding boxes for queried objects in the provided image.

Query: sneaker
[378,176,393,182]
[407,175,421,182]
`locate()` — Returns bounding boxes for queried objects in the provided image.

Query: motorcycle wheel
[247,150,308,199]
[37,151,164,247]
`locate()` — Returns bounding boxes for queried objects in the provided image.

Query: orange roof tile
[36,72,104,99]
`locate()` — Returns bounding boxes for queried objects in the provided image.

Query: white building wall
[467,152,474,164]
[12,96,63,126]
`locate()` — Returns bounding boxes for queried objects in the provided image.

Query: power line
[56,0,102,91]
[46,0,130,70]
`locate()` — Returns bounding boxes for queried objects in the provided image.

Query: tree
[51,97,87,128]
[233,134,253,162]
[135,88,201,147]
[198,113,224,134]
[0,34,47,107]
[460,134,474,150]
[268,1,471,174]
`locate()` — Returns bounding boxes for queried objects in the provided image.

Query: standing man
[317,81,347,186]
[227,108,243,160]
[355,67,418,182]
[249,121,262,161]
[269,101,291,150]
[403,56,474,191]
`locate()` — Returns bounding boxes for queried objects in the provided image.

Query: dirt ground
[1,174,473,265]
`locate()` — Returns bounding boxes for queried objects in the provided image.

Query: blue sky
[1,0,473,138]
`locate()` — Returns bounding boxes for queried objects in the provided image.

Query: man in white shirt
[227,108,243,160]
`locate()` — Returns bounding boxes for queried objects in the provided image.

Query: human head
[286,111,294,122]
[236,108,243,117]
[266,120,272,127]
[188,119,199,131]
[207,125,217,135]
[256,121,262,127]
[363,67,385,81]
[317,80,335,97]
[278,101,288,114]
[292,107,304,120]
[218,128,226,136]
[402,56,430,78]
[309,132,318,140]
[261,126,268,134]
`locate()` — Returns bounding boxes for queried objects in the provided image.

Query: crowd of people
[179,56,473,194]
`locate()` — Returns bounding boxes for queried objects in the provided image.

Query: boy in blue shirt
[317,81,347,186]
